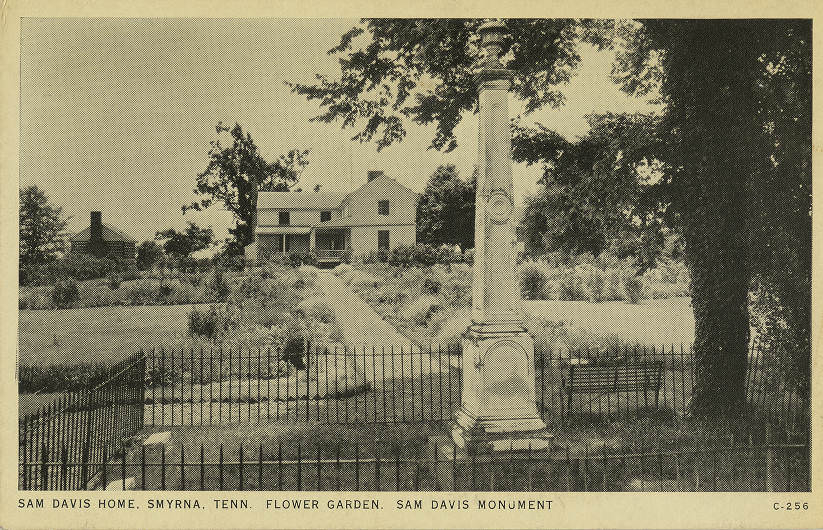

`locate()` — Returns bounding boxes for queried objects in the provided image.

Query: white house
[246,170,419,264]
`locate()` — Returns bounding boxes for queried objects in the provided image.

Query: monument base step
[427,434,557,490]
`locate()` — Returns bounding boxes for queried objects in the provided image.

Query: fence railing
[24,425,809,492]
[141,341,806,428]
[18,352,145,490]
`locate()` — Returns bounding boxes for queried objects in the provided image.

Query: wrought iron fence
[24,425,809,492]
[18,352,145,490]
[141,342,807,429]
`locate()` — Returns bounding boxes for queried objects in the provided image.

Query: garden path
[315,271,414,351]
[313,271,452,386]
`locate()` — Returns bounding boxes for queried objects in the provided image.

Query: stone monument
[452,20,553,453]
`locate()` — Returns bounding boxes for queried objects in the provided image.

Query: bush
[332,263,353,277]
[361,249,389,264]
[107,272,122,290]
[285,252,317,267]
[19,362,112,393]
[297,295,335,324]
[558,269,585,301]
[208,267,231,299]
[187,305,228,339]
[520,261,548,300]
[422,277,441,295]
[51,277,79,308]
[401,295,443,327]
[623,274,644,304]
[581,265,606,303]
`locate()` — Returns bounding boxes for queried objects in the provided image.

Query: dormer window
[378,200,390,216]
[279,211,290,225]
[320,211,332,222]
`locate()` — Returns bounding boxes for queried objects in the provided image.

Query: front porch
[254,226,350,264]
[314,227,350,264]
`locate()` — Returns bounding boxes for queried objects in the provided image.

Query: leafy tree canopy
[136,240,165,271]
[19,185,70,269]
[289,18,614,152]
[613,19,811,410]
[516,112,668,270]
[185,122,310,254]
[155,222,215,260]
[416,164,477,250]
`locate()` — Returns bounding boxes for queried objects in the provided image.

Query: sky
[20,18,658,242]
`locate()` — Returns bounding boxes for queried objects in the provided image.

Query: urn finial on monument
[450,19,554,454]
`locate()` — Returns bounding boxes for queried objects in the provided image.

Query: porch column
[309,229,316,252]
[453,20,553,453]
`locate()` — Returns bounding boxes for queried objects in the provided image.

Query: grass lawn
[18,303,212,367]
[524,297,695,348]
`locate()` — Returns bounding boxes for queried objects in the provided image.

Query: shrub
[286,252,317,267]
[422,277,441,295]
[19,286,53,310]
[51,277,79,308]
[332,263,353,277]
[361,249,389,264]
[282,319,307,369]
[187,305,228,339]
[603,267,625,301]
[388,245,416,267]
[107,272,122,290]
[401,295,443,327]
[581,265,605,303]
[208,267,231,300]
[558,268,585,301]
[297,295,336,324]
[623,274,644,304]
[520,261,548,300]
[18,362,112,393]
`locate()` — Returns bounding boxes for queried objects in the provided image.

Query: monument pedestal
[452,325,554,453]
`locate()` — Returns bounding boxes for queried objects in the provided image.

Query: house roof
[257,191,347,210]
[257,173,419,211]
[70,223,137,243]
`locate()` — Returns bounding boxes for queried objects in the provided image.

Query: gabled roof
[341,172,419,205]
[70,223,137,243]
[257,191,346,210]
[257,173,419,211]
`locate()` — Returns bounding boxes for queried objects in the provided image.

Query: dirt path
[315,271,414,350]
[314,272,449,382]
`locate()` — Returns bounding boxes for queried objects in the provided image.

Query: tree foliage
[297,18,811,416]
[155,222,214,260]
[185,123,310,254]
[515,112,668,270]
[19,185,70,269]
[289,18,612,152]
[416,165,476,249]
[136,240,165,271]
[614,20,811,412]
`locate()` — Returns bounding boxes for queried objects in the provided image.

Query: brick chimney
[367,170,384,182]
[89,211,105,257]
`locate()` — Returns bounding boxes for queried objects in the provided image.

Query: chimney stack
[367,170,384,182]
[89,211,104,257]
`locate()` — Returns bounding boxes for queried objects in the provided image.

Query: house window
[279,211,290,225]
[378,200,390,215]
[320,211,332,222]
[378,230,390,250]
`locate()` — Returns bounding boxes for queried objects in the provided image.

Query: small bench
[563,362,663,413]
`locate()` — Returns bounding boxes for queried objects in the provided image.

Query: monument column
[452,20,553,452]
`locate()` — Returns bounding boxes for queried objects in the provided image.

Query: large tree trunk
[687,223,750,416]
[660,20,763,417]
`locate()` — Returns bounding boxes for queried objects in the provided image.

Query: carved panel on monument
[480,340,532,414]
